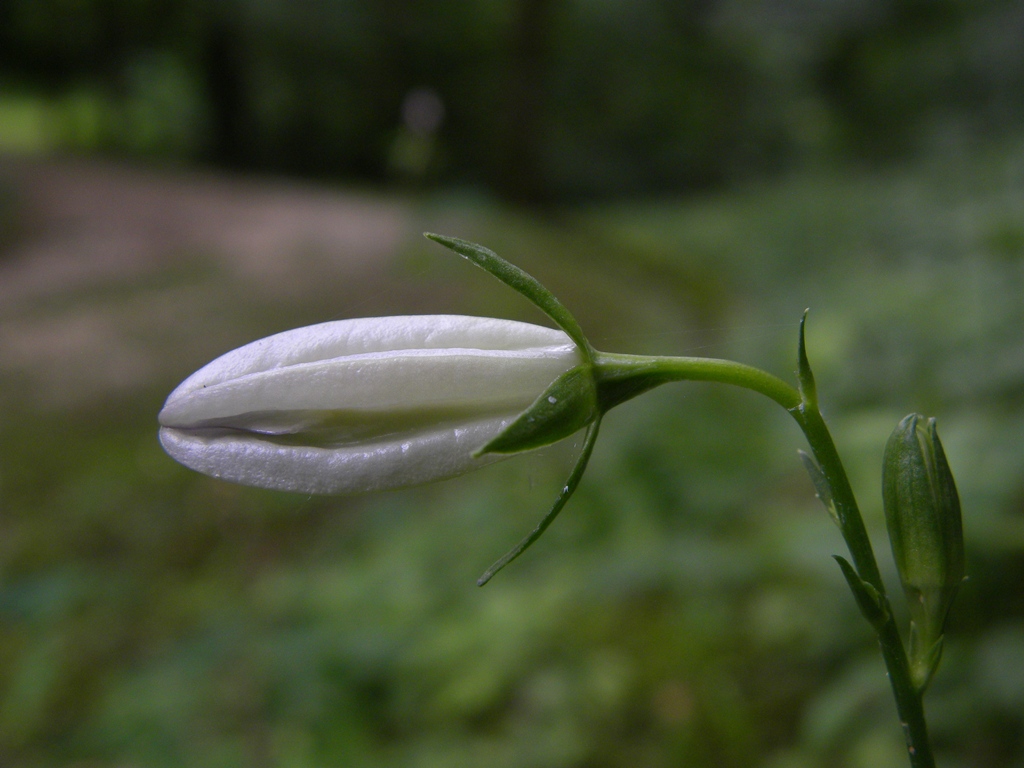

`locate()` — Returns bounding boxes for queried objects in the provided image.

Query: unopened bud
[883,414,964,691]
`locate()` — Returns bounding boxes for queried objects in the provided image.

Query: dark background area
[1,1,1024,766]
[3,0,1024,200]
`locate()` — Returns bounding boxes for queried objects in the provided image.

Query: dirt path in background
[0,157,410,308]
[0,157,413,409]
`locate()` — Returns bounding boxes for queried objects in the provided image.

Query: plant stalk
[794,406,935,767]
[596,351,935,767]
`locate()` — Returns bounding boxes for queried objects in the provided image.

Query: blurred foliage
[2,2,1024,765]
[2,0,1024,200]
[1,129,1024,766]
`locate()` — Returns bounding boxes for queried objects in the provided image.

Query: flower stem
[594,351,935,766]
[593,352,803,413]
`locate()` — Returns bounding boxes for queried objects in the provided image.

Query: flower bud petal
[159,315,582,493]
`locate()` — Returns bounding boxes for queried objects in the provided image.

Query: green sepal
[424,233,606,585]
[797,310,817,410]
[834,555,890,631]
[477,418,602,586]
[799,449,839,527]
[908,627,945,693]
[424,233,593,361]
[476,365,599,456]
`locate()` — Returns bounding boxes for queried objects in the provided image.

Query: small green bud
[883,414,964,691]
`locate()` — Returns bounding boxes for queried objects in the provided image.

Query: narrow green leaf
[834,555,890,630]
[797,310,817,410]
[477,418,601,586]
[425,233,593,361]
[799,449,840,527]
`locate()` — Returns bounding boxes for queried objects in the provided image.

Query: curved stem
[593,352,803,413]
[594,351,935,767]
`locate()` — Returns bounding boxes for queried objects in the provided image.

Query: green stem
[594,351,935,767]
[794,406,935,768]
[593,352,803,413]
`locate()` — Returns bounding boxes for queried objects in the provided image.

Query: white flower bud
[159,315,582,493]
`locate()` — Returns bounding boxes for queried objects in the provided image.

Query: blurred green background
[2,1,1024,766]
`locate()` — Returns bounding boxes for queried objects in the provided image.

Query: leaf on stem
[425,233,593,361]
[799,450,840,527]
[834,555,890,630]
[797,310,817,410]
